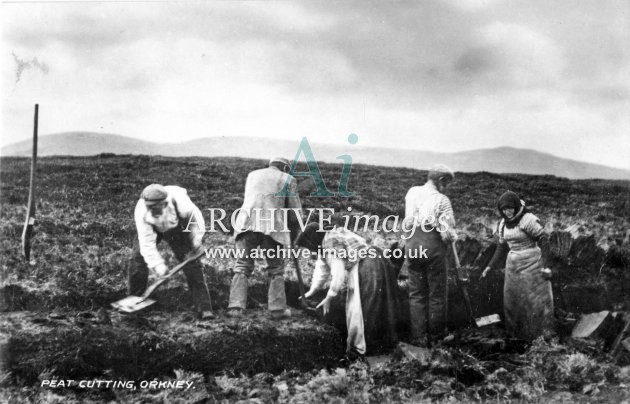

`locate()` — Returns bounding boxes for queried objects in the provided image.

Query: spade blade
[475,313,502,327]
[111,296,156,313]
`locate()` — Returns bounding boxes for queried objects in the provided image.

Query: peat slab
[1,277,306,313]
[1,310,345,385]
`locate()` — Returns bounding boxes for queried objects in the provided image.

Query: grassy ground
[1,155,629,402]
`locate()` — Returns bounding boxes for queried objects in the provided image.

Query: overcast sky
[2,0,629,169]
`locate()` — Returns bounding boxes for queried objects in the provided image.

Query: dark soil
[2,309,345,385]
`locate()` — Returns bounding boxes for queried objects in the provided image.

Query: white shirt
[233,166,302,246]
[308,255,347,298]
[404,181,456,241]
[134,186,205,269]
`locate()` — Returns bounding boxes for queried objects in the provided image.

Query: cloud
[2,1,629,169]
[454,22,564,90]
[446,0,505,11]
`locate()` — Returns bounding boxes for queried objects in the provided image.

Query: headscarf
[497,191,527,228]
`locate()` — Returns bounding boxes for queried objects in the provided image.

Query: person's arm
[316,256,346,315]
[176,189,205,253]
[521,214,545,241]
[482,242,508,277]
[305,255,330,298]
[286,176,302,212]
[438,195,457,242]
[521,214,551,268]
[482,220,507,278]
[326,256,347,298]
[134,200,167,275]
[285,176,303,241]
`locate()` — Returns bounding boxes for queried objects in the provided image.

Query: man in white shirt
[403,164,457,346]
[228,158,302,319]
[130,183,213,319]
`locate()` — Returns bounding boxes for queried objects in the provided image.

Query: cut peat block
[571,311,616,340]
[0,309,345,385]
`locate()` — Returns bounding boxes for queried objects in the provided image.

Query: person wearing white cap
[228,158,303,319]
[403,164,457,346]
[130,183,213,320]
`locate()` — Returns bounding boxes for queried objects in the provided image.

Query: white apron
[346,262,366,355]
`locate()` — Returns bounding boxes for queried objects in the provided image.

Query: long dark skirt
[358,247,401,353]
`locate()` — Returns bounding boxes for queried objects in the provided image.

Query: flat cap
[269,157,290,167]
[141,184,168,205]
[427,164,455,182]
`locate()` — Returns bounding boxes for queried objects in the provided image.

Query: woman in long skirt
[296,223,401,359]
[482,191,555,340]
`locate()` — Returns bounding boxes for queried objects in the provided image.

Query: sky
[2,0,629,169]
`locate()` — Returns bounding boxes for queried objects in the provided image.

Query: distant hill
[1,133,161,156]
[2,132,629,180]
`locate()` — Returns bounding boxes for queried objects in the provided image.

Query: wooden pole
[21,104,38,260]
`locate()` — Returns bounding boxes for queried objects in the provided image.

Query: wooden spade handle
[22,104,38,260]
[452,241,477,327]
[292,251,309,310]
[451,241,461,268]
[140,249,205,300]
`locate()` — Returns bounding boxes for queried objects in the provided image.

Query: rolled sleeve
[307,256,330,295]
[438,195,457,242]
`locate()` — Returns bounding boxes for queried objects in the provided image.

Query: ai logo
[276,134,358,197]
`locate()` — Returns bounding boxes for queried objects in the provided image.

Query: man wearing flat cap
[130,184,213,319]
[403,164,457,346]
[228,157,303,319]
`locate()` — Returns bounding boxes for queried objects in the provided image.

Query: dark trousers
[406,230,447,343]
[128,228,212,313]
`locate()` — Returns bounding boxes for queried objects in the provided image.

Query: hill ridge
[2,132,629,180]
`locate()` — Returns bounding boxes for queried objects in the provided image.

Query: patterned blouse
[499,213,545,252]
[321,227,370,270]
[307,228,369,297]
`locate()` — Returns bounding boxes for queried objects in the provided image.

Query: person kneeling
[296,223,400,360]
